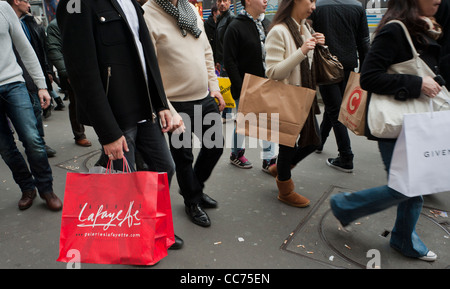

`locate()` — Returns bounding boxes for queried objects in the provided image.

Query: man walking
[57,0,184,248]
[0,1,62,211]
[143,0,225,227]
[223,0,277,172]
[45,18,92,147]
[7,0,59,157]
[310,0,370,172]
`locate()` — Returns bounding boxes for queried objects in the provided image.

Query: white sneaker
[418,250,437,262]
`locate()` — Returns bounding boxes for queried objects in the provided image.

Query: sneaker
[326,154,353,173]
[230,149,252,169]
[262,156,277,173]
[418,250,437,262]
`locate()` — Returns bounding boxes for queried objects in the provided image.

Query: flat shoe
[201,193,218,208]
[75,138,92,147]
[169,235,184,250]
[185,203,211,227]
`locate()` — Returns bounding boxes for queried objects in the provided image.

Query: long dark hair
[269,0,295,30]
[376,0,429,38]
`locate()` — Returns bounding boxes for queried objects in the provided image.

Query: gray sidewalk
[0,102,448,269]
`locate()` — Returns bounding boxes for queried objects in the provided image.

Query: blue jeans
[29,92,44,138]
[232,98,276,160]
[330,140,428,258]
[0,82,53,195]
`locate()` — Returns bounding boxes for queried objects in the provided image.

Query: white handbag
[367,20,450,139]
[388,99,450,197]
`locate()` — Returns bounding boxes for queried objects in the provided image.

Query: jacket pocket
[97,11,128,46]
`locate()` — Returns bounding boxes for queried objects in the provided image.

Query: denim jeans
[29,92,44,138]
[0,82,53,195]
[168,96,224,205]
[318,70,353,156]
[330,140,429,258]
[232,98,276,161]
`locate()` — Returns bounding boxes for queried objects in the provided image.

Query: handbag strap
[386,20,420,62]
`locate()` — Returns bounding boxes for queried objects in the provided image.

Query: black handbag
[313,44,344,85]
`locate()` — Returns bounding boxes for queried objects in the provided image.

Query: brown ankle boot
[276,178,310,207]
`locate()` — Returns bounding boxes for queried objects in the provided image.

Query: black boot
[54,97,65,110]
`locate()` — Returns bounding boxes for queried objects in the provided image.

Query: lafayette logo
[77,201,141,230]
[346,87,363,115]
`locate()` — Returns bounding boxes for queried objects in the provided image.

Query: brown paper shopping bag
[236,74,316,147]
[338,72,367,136]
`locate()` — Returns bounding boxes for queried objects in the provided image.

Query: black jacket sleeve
[57,0,123,144]
[360,23,422,100]
[223,24,242,100]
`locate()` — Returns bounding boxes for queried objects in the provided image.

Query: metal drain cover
[55,150,101,172]
[282,186,450,269]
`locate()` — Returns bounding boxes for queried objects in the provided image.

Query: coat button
[100,16,106,22]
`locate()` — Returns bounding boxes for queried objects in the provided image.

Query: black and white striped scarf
[155,0,202,38]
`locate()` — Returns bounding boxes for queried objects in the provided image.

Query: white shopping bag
[388,109,450,197]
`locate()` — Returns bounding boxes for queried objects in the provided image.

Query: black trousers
[168,95,224,205]
[318,70,353,156]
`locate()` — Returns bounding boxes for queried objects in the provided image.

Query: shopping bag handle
[429,88,450,118]
[106,156,131,174]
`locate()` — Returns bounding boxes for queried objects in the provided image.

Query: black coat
[56,0,168,145]
[435,0,450,88]
[21,14,53,92]
[310,0,370,71]
[360,22,441,140]
[223,14,270,100]
[215,10,234,64]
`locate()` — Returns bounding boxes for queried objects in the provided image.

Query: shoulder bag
[367,20,450,139]
[313,44,344,85]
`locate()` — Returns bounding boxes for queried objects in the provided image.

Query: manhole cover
[56,150,101,172]
[282,186,450,269]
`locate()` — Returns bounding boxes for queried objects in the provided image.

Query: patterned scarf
[240,10,266,71]
[423,17,442,40]
[155,0,202,38]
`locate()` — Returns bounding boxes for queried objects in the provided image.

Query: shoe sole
[326,160,353,173]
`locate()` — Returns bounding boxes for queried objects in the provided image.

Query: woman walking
[330,0,443,261]
[265,0,325,207]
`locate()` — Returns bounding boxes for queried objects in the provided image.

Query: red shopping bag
[57,168,175,265]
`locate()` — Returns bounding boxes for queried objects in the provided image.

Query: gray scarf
[155,0,202,38]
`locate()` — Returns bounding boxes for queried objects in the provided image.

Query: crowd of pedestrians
[0,0,448,264]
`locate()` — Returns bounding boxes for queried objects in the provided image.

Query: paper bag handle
[106,156,131,174]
